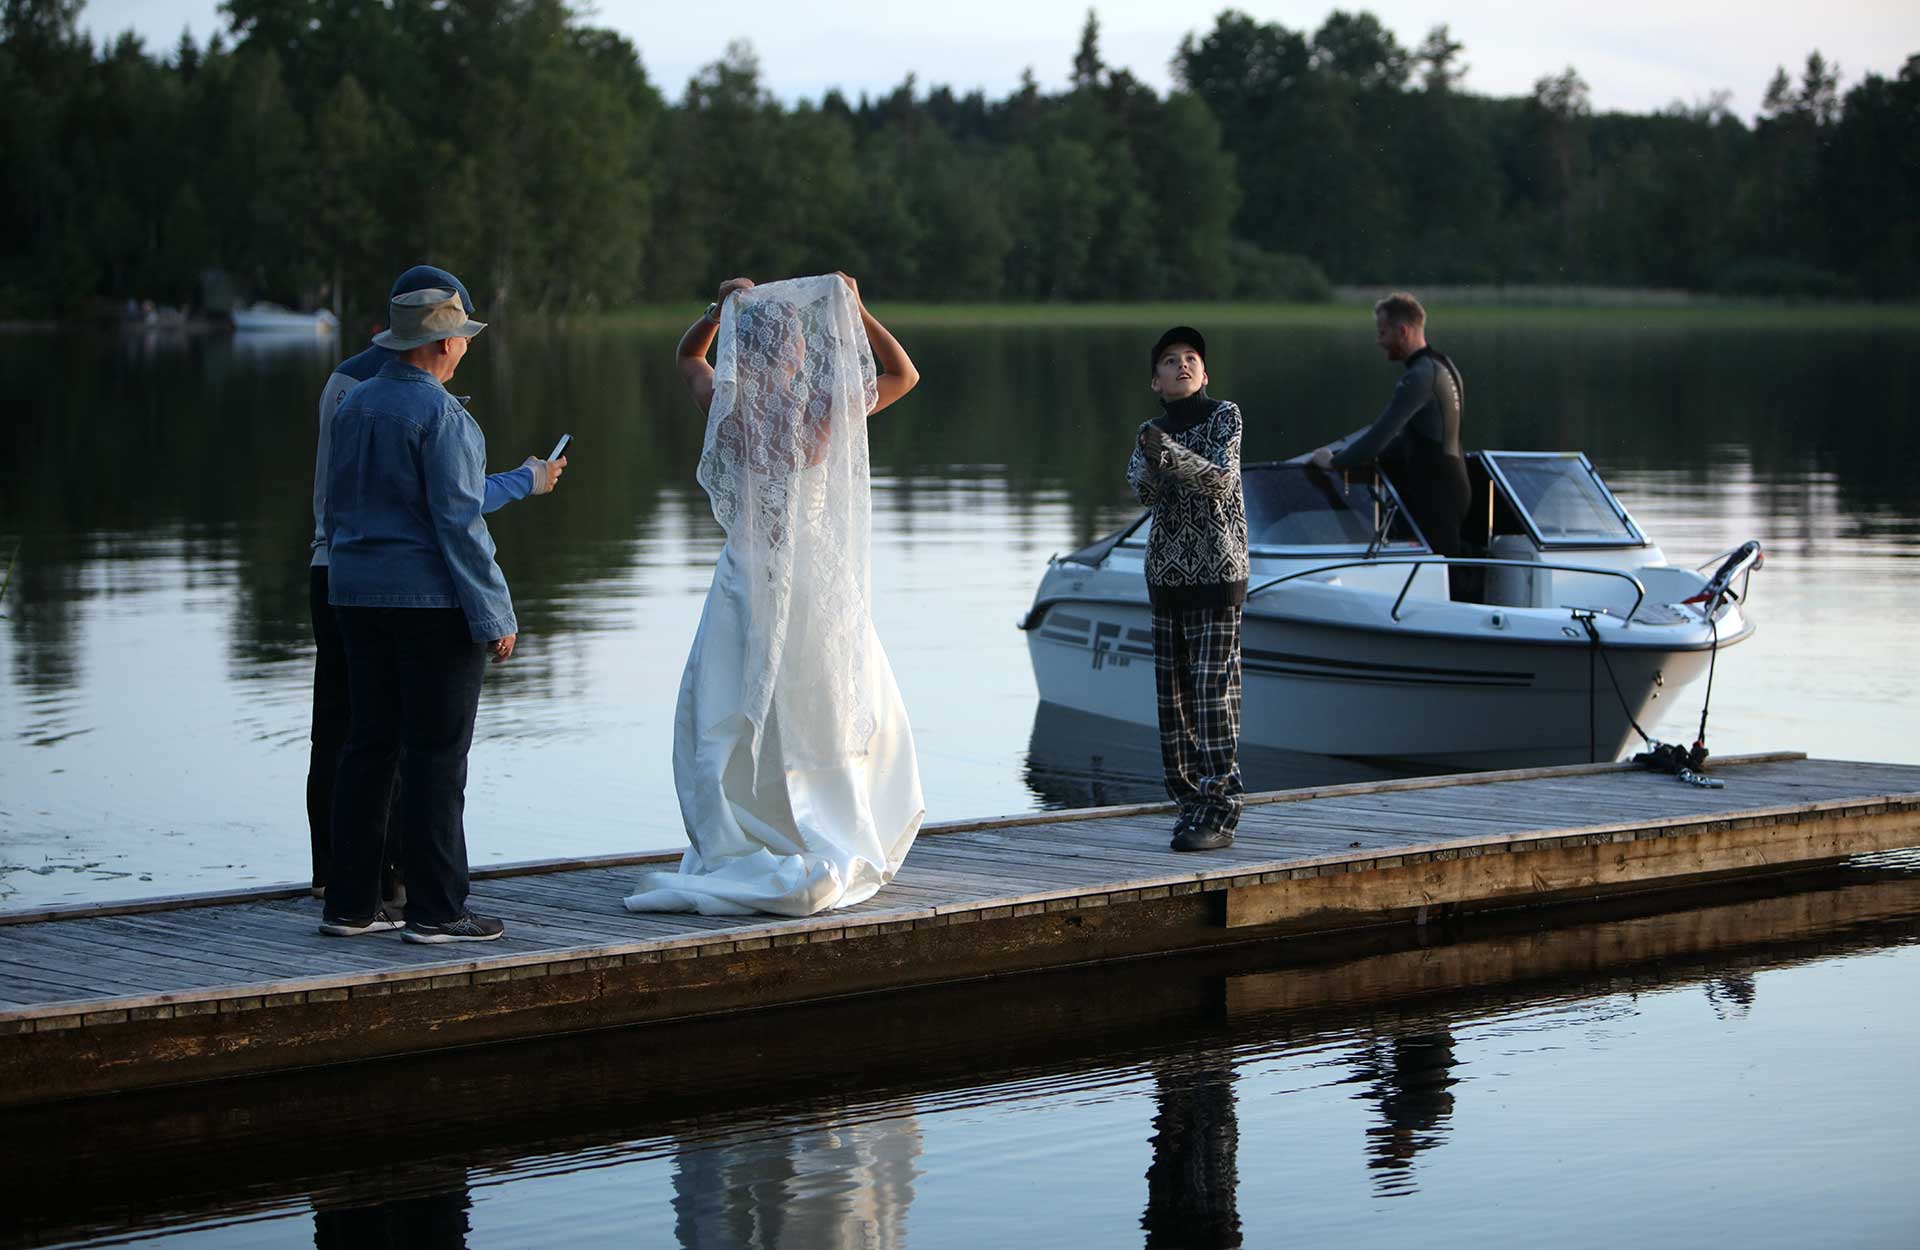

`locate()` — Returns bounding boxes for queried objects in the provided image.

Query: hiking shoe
[403,912,506,944]
[318,907,405,937]
[1172,824,1234,853]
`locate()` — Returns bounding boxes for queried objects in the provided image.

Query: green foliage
[1227,243,1333,301]
[1175,11,1916,298]
[1,3,1916,316]
[1715,259,1859,300]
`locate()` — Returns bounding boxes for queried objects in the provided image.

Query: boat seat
[1484,534,1548,607]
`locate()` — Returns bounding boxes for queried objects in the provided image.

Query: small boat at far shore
[1021,451,1763,770]
[229,303,339,334]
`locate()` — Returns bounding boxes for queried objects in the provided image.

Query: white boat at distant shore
[1021,451,1763,769]
[229,303,339,334]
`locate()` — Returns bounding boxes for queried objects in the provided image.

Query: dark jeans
[330,605,487,926]
[307,567,401,895]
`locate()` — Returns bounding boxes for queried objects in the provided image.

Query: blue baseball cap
[390,265,474,315]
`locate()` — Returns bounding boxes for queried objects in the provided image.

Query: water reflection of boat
[229,302,340,334]
[1023,702,1416,810]
[1021,452,1763,768]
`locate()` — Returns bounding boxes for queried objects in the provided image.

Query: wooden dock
[7,859,1916,1248]
[2,752,1916,1107]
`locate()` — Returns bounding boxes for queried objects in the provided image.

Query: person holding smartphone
[320,276,531,942]
[305,265,569,915]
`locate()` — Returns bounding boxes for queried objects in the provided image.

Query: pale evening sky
[79,0,1920,121]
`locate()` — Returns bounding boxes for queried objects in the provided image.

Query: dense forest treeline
[2,0,1916,322]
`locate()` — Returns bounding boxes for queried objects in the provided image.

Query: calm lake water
[2,310,1918,1248]
[3,311,1916,907]
[5,855,1918,1249]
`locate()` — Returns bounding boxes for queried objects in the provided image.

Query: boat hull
[1027,598,1723,768]
[230,307,339,334]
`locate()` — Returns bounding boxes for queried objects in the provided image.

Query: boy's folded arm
[1160,418,1241,497]
[1127,442,1162,505]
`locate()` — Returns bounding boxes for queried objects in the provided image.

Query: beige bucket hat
[373,286,486,350]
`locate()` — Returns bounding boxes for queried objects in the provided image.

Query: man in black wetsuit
[1311,292,1473,596]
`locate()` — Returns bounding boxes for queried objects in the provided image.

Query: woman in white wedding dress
[625,273,925,917]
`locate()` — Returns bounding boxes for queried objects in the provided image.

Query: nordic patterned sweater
[1126,392,1249,611]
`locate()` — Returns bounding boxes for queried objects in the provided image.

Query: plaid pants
[1152,605,1244,835]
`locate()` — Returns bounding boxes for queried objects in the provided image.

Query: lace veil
[696,275,881,777]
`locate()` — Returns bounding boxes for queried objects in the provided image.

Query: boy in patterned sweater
[1127,327,1250,851]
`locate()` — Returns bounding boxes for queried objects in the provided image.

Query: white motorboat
[229,302,340,334]
[1020,452,1762,769]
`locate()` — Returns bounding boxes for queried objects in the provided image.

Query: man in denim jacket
[320,280,515,944]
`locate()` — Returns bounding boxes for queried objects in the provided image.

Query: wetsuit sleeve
[1332,362,1434,468]
[1160,404,1241,498]
[1127,426,1163,507]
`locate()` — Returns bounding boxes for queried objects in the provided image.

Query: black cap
[1150,325,1206,372]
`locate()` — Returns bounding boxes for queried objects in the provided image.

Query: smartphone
[547,433,572,461]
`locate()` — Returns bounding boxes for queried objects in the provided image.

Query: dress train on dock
[623,546,924,918]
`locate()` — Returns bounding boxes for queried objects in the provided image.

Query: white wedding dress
[625,276,924,917]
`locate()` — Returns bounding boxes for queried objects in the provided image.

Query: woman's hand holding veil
[678,276,756,415]
[834,272,920,416]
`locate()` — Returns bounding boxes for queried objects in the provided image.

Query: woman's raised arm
[836,273,919,415]
[676,276,754,414]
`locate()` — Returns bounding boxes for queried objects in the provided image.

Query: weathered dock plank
[0,752,1915,1106]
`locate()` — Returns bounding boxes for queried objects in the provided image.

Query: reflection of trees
[672,1110,922,1250]
[5,319,1916,695]
[3,533,84,694]
[1347,1027,1459,1196]
[1142,1059,1242,1250]
[312,1169,471,1250]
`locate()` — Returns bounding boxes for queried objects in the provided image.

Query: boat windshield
[1084,463,1425,562]
[1486,452,1643,547]
[1243,463,1425,551]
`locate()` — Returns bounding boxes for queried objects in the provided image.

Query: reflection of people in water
[1142,1061,1242,1249]
[671,1110,922,1249]
[1705,972,1757,1020]
[313,1173,471,1250]
[1349,1027,1460,1195]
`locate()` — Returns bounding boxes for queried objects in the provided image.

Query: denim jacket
[310,344,536,568]
[324,360,517,640]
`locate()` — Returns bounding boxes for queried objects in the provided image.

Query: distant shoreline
[578,298,1920,332]
[8,298,1916,337]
